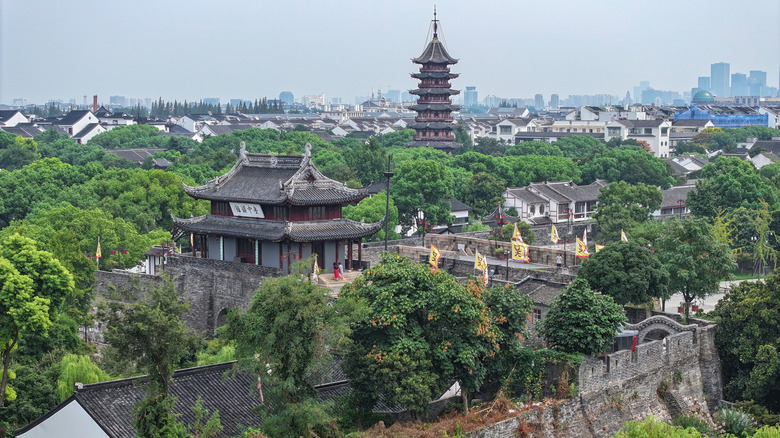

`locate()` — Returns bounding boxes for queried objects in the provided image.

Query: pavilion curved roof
[183,149,367,205]
[172,215,383,242]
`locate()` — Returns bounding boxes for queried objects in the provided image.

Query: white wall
[17,400,110,438]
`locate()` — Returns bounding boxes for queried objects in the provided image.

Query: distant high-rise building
[550,94,559,109]
[711,62,730,97]
[623,91,632,108]
[698,76,711,91]
[633,81,650,106]
[464,86,478,108]
[109,95,126,106]
[749,70,767,96]
[406,7,461,153]
[731,73,749,96]
[386,89,401,102]
[534,94,544,110]
[203,98,220,106]
[279,91,294,105]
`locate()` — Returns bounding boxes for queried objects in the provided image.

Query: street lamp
[563,207,573,267]
[383,155,394,251]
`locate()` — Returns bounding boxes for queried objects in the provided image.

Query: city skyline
[1,0,779,105]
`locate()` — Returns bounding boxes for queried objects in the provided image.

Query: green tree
[554,136,604,159]
[342,254,516,418]
[687,156,778,218]
[714,273,780,411]
[578,241,668,305]
[538,278,626,355]
[0,234,75,408]
[342,191,400,242]
[460,172,506,218]
[580,148,675,188]
[56,354,110,401]
[225,269,340,438]
[656,218,735,319]
[506,141,563,157]
[99,279,190,438]
[343,138,387,186]
[594,181,663,243]
[391,159,453,233]
[0,136,40,171]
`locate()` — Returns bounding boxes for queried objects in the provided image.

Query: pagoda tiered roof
[412,36,458,65]
[182,146,366,206]
[409,88,460,96]
[172,215,383,243]
[410,71,460,80]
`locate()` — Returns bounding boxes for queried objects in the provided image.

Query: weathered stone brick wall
[95,255,282,334]
[468,329,718,437]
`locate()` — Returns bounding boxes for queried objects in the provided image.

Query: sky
[1,0,779,106]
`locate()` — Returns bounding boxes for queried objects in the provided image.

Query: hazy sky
[1,0,779,105]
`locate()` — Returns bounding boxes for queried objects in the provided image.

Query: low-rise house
[653,184,694,218]
[504,180,608,225]
[488,118,539,143]
[0,109,29,127]
[605,119,671,158]
[57,110,103,143]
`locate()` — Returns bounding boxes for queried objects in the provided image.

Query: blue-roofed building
[674,105,768,129]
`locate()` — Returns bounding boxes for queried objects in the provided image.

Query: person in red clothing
[333,262,339,279]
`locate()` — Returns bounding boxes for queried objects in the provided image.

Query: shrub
[612,416,702,437]
[672,414,715,437]
[753,426,780,438]
[713,408,755,438]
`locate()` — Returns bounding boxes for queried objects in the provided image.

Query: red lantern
[122,250,128,254]
[692,305,699,312]
[677,306,684,313]
[111,250,117,255]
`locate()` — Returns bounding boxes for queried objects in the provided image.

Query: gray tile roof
[110,148,166,164]
[672,119,711,127]
[58,110,92,126]
[506,188,546,204]
[172,215,383,242]
[449,198,472,212]
[73,123,102,139]
[405,140,463,150]
[0,124,43,138]
[660,185,695,208]
[516,278,567,306]
[183,152,367,205]
[0,110,22,123]
[412,36,458,64]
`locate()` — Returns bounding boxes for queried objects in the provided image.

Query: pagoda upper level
[406,7,462,153]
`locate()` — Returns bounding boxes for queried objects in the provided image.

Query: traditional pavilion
[406,8,462,153]
[173,143,382,274]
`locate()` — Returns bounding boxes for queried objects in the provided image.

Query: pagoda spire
[433,5,438,38]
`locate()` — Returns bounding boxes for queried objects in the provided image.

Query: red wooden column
[347,240,353,270]
[358,238,362,269]
[200,235,206,258]
[279,244,284,271]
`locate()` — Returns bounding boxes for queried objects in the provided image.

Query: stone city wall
[95,255,282,334]
[468,328,719,437]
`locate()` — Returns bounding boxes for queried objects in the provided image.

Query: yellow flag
[482,266,489,286]
[513,223,523,243]
[474,250,487,272]
[576,237,589,258]
[551,225,560,243]
[429,245,442,269]
[621,229,628,242]
[596,244,605,253]
[512,240,529,262]
[190,232,194,249]
[95,238,102,259]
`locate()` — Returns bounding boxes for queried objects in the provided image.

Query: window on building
[540,205,545,214]
[309,206,326,219]
[530,205,535,215]
[273,206,287,220]
[644,128,653,134]
[533,308,542,323]
[661,127,668,134]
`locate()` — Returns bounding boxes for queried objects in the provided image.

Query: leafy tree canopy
[580,148,675,188]
[538,278,626,355]
[594,181,663,243]
[391,159,453,231]
[714,273,780,411]
[342,191,400,242]
[578,241,668,305]
[460,172,506,218]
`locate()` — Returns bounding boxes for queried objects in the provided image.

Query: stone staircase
[316,270,363,288]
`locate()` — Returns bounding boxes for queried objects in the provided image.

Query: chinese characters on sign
[229,202,265,218]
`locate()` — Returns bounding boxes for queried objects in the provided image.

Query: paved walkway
[665,278,760,314]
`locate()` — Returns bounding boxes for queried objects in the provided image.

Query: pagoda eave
[173,215,383,243]
[409,88,460,96]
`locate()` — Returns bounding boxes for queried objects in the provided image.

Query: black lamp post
[383,155,394,251]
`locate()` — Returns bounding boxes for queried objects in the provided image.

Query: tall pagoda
[172,143,382,274]
[406,8,462,153]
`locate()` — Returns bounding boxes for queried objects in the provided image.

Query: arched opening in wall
[215,308,229,332]
[643,328,672,343]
